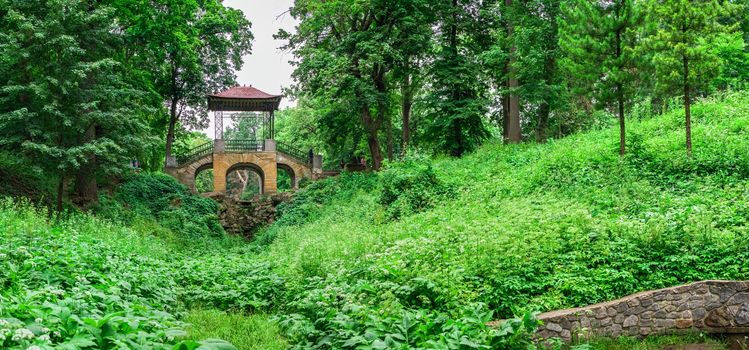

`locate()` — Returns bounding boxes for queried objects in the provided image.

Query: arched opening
[277,164,296,192]
[194,163,214,194]
[226,163,264,200]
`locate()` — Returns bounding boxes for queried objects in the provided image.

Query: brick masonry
[534,281,749,342]
[165,151,312,195]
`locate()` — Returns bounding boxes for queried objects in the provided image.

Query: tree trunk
[616,24,626,157]
[502,95,510,140]
[505,0,521,143]
[536,102,549,142]
[683,54,692,157]
[361,106,383,170]
[618,87,626,157]
[401,73,412,155]
[386,116,393,161]
[164,98,178,167]
[56,174,64,214]
[75,124,98,206]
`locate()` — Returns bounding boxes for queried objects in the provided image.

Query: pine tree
[644,0,731,156]
[560,0,639,156]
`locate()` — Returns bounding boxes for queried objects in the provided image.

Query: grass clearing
[184,310,287,350]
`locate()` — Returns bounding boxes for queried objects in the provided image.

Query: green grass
[184,310,287,350]
[583,334,727,350]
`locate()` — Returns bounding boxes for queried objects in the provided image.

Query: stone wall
[535,280,749,342]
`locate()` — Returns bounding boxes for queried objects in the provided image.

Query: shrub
[103,173,223,238]
[379,153,452,219]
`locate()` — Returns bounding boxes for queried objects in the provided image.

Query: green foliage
[379,154,452,219]
[103,173,223,238]
[262,91,749,325]
[0,199,209,349]
[0,0,158,206]
[643,0,733,96]
[6,91,749,349]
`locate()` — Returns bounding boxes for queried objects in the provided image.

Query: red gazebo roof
[208,85,283,112]
[208,86,283,99]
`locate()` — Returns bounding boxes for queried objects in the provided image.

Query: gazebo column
[215,110,223,140]
[270,110,275,139]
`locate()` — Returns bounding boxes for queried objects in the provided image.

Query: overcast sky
[203,0,297,138]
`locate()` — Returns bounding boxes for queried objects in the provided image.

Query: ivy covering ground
[2,92,749,349]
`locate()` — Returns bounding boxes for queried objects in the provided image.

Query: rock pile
[214,193,291,238]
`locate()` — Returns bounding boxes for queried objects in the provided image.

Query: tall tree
[0,0,155,210]
[504,0,522,143]
[111,0,252,167]
[560,0,639,155]
[644,0,731,156]
[281,0,430,169]
[513,0,565,143]
[425,0,491,156]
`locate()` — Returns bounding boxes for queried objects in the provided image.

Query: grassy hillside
[254,91,749,346]
[2,91,748,349]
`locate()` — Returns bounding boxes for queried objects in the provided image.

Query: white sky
[203,0,298,138]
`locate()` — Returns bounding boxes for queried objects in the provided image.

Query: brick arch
[212,152,279,194]
[276,153,313,189]
[226,162,266,194]
[164,154,213,193]
[276,163,296,190]
[193,162,214,193]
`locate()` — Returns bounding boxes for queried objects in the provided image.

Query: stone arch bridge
[165,139,322,195]
[165,86,327,195]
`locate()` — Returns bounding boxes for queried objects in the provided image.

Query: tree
[644,0,731,156]
[0,0,155,210]
[560,0,640,155]
[110,0,252,166]
[504,0,522,144]
[424,0,492,156]
[281,0,432,169]
[512,0,566,143]
[483,0,523,143]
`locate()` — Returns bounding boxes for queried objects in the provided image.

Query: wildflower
[12,328,34,341]
[39,334,50,341]
[34,318,42,324]
[27,346,42,350]
[0,319,8,326]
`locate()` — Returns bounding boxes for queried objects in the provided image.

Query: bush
[379,154,452,219]
[0,199,235,350]
[102,173,224,238]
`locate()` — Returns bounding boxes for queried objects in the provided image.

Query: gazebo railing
[277,141,311,165]
[176,141,213,166]
[226,139,264,153]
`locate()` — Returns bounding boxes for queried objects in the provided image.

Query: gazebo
[208,85,283,140]
[165,85,322,197]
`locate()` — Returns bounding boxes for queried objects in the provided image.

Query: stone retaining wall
[535,280,749,342]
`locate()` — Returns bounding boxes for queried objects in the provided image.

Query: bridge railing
[174,139,312,168]
[226,139,264,153]
[277,141,311,166]
[176,141,213,166]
